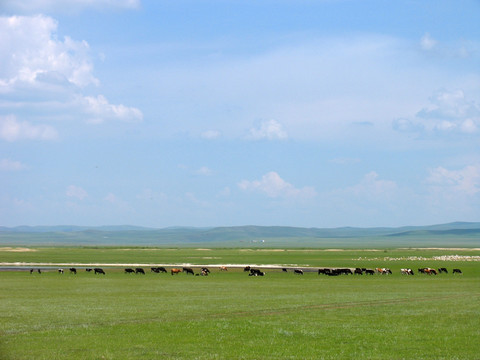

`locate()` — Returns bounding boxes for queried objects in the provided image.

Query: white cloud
[394,89,480,135]
[247,119,288,140]
[0,0,140,13]
[0,158,25,171]
[81,95,143,124]
[427,165,480,196]
[0,15,143,128]
[0,115,58,141]
[238,171,316,199]
[0,15,98,91]
[66,185,88,200]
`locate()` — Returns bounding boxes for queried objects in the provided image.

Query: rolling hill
[0,222,479,247]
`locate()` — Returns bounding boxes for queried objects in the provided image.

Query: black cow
[438,267,448,274]
[135,268,145,275]
[58,269,64,274]
[86,268,93,272]
[294,269,303,275]
[249,268,265,276]
[94,268,105,275]
[365,269,375,275]
[243,266,251,272]
[151,267,167,273]
[338,268,353,275]
[453,268,463,274]
[69,268,77,274]
[125,268,135,274]
[282,268,288,272]
[37,269,42,274]
[183,267,194,275]
[354,268,363,275]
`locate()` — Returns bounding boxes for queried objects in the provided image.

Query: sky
[1,0,479,228]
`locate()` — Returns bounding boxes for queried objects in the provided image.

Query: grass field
[1,247,479,359]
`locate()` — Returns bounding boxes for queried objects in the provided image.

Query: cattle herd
[28,266,463,276]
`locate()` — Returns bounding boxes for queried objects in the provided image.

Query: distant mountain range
[0,222,479,247]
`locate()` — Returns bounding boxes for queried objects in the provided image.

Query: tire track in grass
[207,293,474,319]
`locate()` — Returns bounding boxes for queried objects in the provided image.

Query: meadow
[1,247,479,359]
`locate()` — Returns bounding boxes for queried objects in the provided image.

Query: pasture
[1,247,480,359]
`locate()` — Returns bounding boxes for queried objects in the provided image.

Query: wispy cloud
[238,171,316,199]
[0,115,58,142]
[345,171,398,199]
[0,158,25,171]
[420,33,437,51]
[427,164,480,196]
[82,95,143,124]
[196,166,213,176]
[201,130,221,140]
[247,119,288,140]
[66,185,88,200]
[0,0,140,13]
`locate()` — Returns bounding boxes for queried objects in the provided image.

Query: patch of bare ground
[0,247,37,252]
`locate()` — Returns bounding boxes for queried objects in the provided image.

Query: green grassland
[1,247,480,359]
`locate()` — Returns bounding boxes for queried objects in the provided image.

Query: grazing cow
[282,268,288,272]
[94,268,105,275]
[151,267,160,273]
[183,267,194,275]
[69,268,77,274]
[401,268,414,275]
[249,269,265,276]
[365,269,375,275]
[453,268,462,274]
[171,268,182,275]
[220,266,228,271]
[125,268,135,274]
[135,268,145,275]
[37,269,42,274]
[376,268,392,275]
[86,268,93,272]
[151,267,167,273]
[294,269,304,275]
[58,269,64,274]
[339,268,353,275]
[438,267,448,274]
[30,269,34,274]
[243,266,251,272]
[422,268,437,275]
[354,268,363,275]
[201,267,210,274]
[318,268,339,276]
[325,269,340,276]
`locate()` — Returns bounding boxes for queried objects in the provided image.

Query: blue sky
[1,0,479,228]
